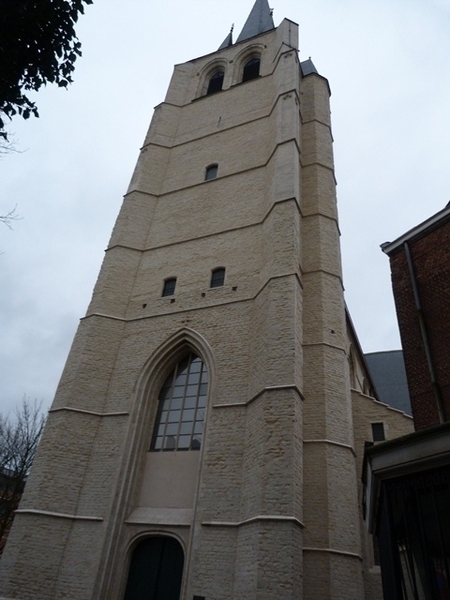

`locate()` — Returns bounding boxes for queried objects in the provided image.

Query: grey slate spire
[300,58,318,76]
[236,0,274,43]
[218,26,234,50]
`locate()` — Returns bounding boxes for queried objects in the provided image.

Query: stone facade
[348,321,413,600]
[0,11,413,600]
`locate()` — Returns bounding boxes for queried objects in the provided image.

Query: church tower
[0,2,367,598]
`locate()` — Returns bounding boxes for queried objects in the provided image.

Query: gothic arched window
[206,70,224,95]
[151,353,208,451]
[242,57,260,82]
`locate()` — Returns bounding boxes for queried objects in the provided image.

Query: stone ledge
[15,509,103,522]
[303,547,363,561]
[202,515,304,528]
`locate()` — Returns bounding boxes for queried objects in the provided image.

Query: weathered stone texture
[0,15,409,600]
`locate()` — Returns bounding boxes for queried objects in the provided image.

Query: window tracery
[150,353,208,451]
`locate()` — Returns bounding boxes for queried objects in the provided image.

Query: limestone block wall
[0,16,370,600]
[102,22,308,600]
[347,320,414,599]
[299,71,365,599]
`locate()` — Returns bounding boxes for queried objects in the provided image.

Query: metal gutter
[403,241,445,423]
[381,204,450,256]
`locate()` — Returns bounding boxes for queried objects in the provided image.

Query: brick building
[381,204,450,429]
[0,2,413,598]
[364,205,450,599]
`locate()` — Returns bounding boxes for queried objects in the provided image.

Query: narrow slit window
[371,422,385,442]
[205,164,218,181]
[162,278,176,297]
[150,353,208,451]
[210,267,225,288]
[242,57,260,82]
[206,71,224,95]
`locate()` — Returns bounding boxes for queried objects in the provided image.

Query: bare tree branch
[0,398,46,554]
[0,136,17,156]
[0,206,22,229]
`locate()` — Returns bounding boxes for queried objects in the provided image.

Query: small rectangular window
[371,422,385,442]
[210,267,225,288]
[205,164,218,180]
[162,278,176,297]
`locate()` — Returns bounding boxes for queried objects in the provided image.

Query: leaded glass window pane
[187,371,200,384]
[178,435,191,449]
[194,422,203,434]
[150,353,208,451]
[184,397,196,409]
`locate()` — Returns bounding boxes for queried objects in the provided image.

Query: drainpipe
[404,241,445,424]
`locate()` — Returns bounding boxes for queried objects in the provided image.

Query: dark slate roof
[236,0,275,43]
[365,350,412,415]
[300,59,318,76]
[218,31,233,51]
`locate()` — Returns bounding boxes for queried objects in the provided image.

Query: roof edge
[381,203,450,256]
[345,304,378,398]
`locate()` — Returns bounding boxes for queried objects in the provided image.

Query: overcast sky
[1,0,450,416]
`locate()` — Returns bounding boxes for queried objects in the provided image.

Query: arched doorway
[123,536,184,600]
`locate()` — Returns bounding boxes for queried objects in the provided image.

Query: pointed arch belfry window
[206,70,224,95]
[150,353,208,451]
[242,57,260,82]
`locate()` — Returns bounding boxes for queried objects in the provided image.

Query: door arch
[123,536,184,600]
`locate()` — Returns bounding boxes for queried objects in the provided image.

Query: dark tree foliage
[0,399,46,554]
[0,0,93,138]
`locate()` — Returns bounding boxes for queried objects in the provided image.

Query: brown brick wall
[389,217,450,429]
